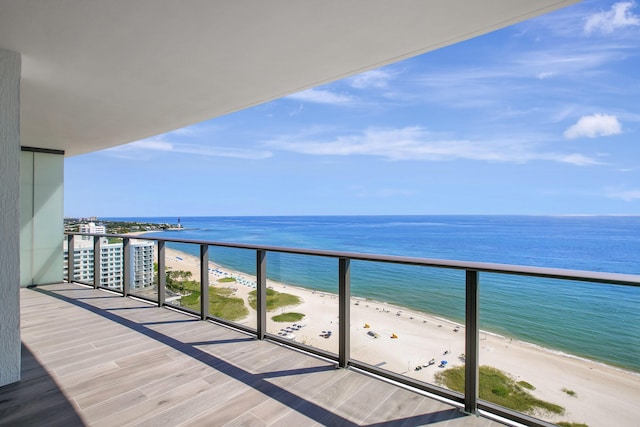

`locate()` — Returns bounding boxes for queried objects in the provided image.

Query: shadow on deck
[0,283,501,426]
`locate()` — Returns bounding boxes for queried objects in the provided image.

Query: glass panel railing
[206,245,254,328]
[163,242,202,317]
[477,273,640,427]
[63,231,640,427]
[265,252,338,356]
[350,261,465,385]
[128,238,158,303]
[64,234,96,286]
[99,236,124,292]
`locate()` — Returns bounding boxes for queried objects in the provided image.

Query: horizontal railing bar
[72,279,93,287]
[97,285,124,295]
[206,315,256,337]
[127,293,158,305]
[164,303,200,318]
[265,334,337,362]
[478,401,557,427]
[349,360,465,404]
[66,231,640,287]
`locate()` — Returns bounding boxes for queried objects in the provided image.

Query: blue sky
[65,0,640,217]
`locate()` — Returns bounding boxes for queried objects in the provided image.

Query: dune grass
[517,380,535,390]
[435,365,564,415]
[248,288,301,311]
[218,277,236,283]
[178,282,248,321]
[272,312,305,322]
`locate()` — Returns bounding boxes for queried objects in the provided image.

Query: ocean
[111,215,640,372]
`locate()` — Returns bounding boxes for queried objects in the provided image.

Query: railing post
[157,240,166,307]
[67,234,75,283]
[465,270,480,414]
[200,244,209,320]
[339,257,351,368]
[256,250,267,340]
[93,235,101,289]
[123,237,131,296]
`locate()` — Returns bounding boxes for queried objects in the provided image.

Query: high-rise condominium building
[79,222,107,241]
[64,236,154,290]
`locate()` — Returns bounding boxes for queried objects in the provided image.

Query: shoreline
[157,244,639,427]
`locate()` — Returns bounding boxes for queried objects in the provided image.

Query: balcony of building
[3,281,501,426]
[2,2,620,426]
[6,231,636,426]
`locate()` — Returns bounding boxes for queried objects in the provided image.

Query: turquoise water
[111,215,640,372]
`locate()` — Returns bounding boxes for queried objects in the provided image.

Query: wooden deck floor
[1,283,502,426]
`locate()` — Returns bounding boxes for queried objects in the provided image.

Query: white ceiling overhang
[0,0,578,156]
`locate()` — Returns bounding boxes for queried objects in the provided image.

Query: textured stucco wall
[0,48,21,386]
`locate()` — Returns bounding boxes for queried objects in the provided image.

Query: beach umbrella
[440,360,448,365]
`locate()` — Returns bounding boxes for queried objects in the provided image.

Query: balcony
[47,232,640,426]
[5,282,495,426]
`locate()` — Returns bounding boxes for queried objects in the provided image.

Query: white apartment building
[64,238,154,290]
[131,241,154,289]
[79,222,107,241]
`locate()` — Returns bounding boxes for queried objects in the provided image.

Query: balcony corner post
[200,244,209,320]
[123,237,131,297]
[256,250,267,340]
[465,270,480,414]
[157,240,166,307]
[93,235,101,289]
[339,257,351,368]
[67,234,75,283]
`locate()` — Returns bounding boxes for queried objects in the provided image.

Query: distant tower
[177,218,182,228]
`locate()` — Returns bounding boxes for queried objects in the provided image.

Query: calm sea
[111,215,640,372]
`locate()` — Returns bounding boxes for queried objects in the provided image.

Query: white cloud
[563,113,622,139]
[266,127,601,165]
[584,1,640,34]
[168,127,199,137]
[350,70,393,89]
[412,46,623,109]
[286,88,352,104]
[108,136,272,160]
[552,153,602,166]
[128,139,173,151]
[536,71,555,80]
[289,104,304,117]
[515,48,625,79]
[606,189,640,201]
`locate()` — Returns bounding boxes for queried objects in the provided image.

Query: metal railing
[64,231,640,427]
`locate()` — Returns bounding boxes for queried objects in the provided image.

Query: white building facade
[64,238,154,290]
[79,222,106,241]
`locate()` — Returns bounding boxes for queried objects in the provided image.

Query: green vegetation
[208,287,248,320]
[435,366,564,415]
[562,388,577,397]
[272,312,305,322]
[517,381,535,390]
[218,277,236,283]
[248,288,301,311]
[166,270,193,294]
[165,269,248,321]
[557,423,588,427]
[64,218,179,234]
[180,287,248,321]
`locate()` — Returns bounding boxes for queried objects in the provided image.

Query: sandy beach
[159,245,639,427]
